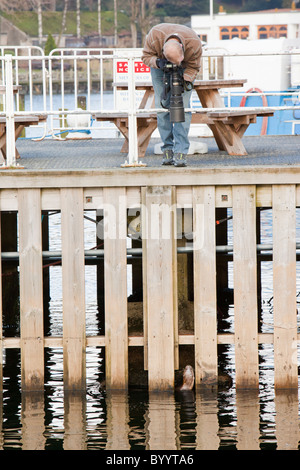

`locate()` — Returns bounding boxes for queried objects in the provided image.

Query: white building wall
[191,10,300,43]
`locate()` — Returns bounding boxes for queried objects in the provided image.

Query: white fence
[1,45,300,167]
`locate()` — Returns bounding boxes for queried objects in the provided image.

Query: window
[198,34,207,43]
[220,26,249,40]
[258,25,287,39]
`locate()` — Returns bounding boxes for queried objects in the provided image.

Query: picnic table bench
[93,79,274,158]
[0,114,47,164]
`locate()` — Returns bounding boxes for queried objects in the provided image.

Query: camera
[161,62,185,123]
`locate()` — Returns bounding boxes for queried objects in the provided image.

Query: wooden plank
[208,109,274,118]
[272,185,298,389]
[193,186,218,388]
[172,187,179,371]
[296,184,300,207]
[61,188,86,391]
[0,189,18,211]
[3,168,300,190]
[141,188,148,370]
[0,211,2,392]
[143,186,177,391]
[233,185,259,388]
[18,189,44,391]
[103,187,128,389]
[115,79,247,89]
[0,331,279,350]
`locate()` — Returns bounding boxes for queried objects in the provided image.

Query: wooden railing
[0,167,299,391]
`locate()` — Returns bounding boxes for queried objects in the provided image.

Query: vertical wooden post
[233,185,259,389]
[103,187,128,389]
[273,185,297,389]
[61,188,86,391]
[193,186,218,388]
[143,186,177,391]
[19,189,44,391]
[0,210,2,392]
[141,188,148,371]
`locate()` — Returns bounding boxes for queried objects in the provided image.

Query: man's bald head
[163,39,184,66]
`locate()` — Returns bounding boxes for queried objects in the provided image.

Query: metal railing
[1,46,300,167]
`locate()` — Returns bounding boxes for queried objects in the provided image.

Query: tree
[57,0,68,47]
[98,0,102,38]
[44,32,56,54]
[76,0,80,38]
[114,0,117,45]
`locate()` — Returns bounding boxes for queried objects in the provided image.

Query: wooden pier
[0,165,299,392]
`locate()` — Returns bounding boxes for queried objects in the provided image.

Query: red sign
[134,61,150,73]
[117,61,128,73]
[116,61,150,74]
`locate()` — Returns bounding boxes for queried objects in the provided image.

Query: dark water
[1,209,300,451]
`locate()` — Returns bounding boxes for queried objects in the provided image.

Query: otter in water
[180,365,195,391]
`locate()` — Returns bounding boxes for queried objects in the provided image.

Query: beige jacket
[141,23,202,82]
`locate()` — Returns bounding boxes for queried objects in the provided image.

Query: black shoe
[174,153,187,167]
[162,149,174,165]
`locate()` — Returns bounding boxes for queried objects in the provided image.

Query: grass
[1,10,130,37]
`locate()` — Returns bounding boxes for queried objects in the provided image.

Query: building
[0,16,31,47]
[191,6,300,44]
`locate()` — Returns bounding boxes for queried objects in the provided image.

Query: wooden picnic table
[0,85,22,94]
[0,85,47,164]
[93,79,274,157]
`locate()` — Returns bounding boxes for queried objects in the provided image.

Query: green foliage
[0,1,296,39]
[239,0,283,11]
[0,10,130,37]
[44,34,57,55]
[217,0,287,11]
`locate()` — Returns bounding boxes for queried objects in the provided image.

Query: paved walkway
[14,135,300,170]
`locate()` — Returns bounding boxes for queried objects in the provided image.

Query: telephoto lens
[169,67,185,123]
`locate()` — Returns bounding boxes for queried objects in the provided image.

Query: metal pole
[210,0,213,19]
[121,54,146,167]
[127,56,138,164]
[5,55,16,167]
[209,0,214,42]
[3,243,300,260]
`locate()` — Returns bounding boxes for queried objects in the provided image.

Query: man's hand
[156,58,168,69]
[184,80,194,91]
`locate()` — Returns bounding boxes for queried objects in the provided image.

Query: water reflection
[1,385,299,450]
[146,393,177,450]
[275,391,299,450]
[194,391,218,450]
[1,206,300,451]
[21,393,45,450]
